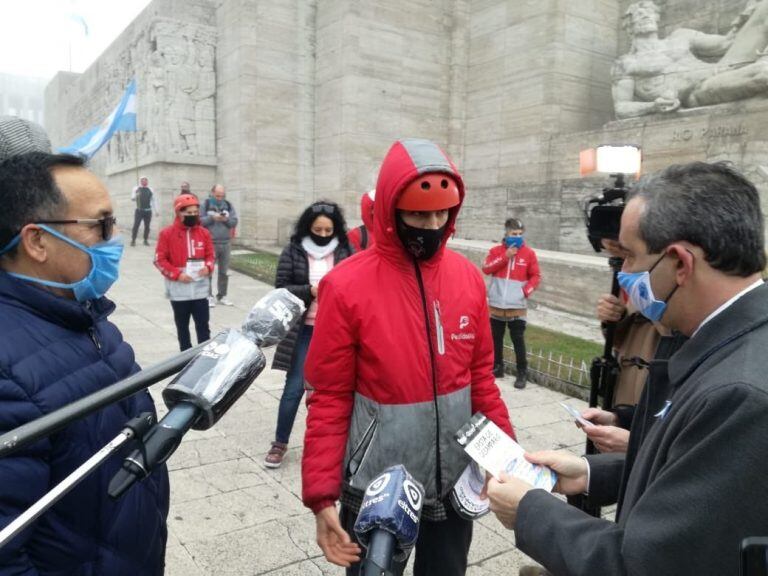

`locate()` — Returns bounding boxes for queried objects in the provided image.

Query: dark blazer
[514,282,768,576]
[271,239,352,371]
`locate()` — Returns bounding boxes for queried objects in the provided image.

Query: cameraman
[579,239,665,453]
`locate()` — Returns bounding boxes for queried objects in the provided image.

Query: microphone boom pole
[0,341,208,459]
[0,413,155,549]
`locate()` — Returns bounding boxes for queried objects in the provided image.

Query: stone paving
[109,243,591,575]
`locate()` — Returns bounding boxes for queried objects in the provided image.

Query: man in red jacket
[302,138,514,575]
[154,194,215,350]
[482,218,541,388]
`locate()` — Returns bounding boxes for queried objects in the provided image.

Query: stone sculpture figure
[613,0,768,119]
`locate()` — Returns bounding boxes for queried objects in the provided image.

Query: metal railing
[504,345,591,400]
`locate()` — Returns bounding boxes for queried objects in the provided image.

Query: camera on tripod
[580,145,642,253]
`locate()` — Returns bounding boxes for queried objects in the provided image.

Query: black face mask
[182,215,199,227]
[310,232,334,247]
[396,216,447,260]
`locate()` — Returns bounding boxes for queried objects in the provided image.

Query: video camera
[580,145,641,253]
[583,173,628,253]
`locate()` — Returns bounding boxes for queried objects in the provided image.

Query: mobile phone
[742,537,768,576]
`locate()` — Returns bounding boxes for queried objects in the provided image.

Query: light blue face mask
[617,254,678,322]
[0,224,124,302]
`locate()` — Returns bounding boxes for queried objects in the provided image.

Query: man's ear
[667,243,695,285]
[18,225,49,264]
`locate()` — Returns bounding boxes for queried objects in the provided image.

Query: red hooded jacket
[482,243,541,310]
[154,218,215,280]
[302,139,514,515]
[347,190,376,253]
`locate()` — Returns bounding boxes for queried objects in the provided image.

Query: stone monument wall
[45,0,217,232]
[45,0,768,259]
[454,0,621,251]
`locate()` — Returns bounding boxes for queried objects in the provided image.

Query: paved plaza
[110,243,591,575]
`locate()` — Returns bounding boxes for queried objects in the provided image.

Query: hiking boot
[514,369,527,389]
[493,364,505,378]
[264,442,287,469]
[217,297,234,306]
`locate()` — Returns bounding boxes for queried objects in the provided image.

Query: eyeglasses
[36,216,117,241]
[311,203,336,215]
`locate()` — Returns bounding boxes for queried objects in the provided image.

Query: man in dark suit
[486,161,768,575]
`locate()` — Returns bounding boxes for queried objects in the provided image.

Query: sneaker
[264,442,287,468]
[130,240,136,247]
[217,297,234,306]
[208,296,216,308]
[514,369,527,389]
[493,365,505,378]
[143,240,150,246]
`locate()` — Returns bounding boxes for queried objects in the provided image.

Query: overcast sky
[0,0,152,80]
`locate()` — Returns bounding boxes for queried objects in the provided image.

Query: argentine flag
[60,80,137,159]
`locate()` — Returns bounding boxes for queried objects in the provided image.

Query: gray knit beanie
[0,116,52,162]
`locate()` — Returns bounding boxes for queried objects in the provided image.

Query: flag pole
[134,131,139,186]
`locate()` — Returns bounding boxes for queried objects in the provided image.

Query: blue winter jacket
[0,272,170,575]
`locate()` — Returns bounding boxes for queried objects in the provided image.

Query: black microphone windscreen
[241,288,306,348]
[162,329,266,429]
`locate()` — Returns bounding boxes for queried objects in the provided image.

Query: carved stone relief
[613,0,768,119]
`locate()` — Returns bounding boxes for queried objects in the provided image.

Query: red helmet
[174,193,199,212]
[396,173,460,211]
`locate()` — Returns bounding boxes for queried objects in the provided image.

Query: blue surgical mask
[0,224,124,302]
[617,254,678,322]
[505,236,524,249]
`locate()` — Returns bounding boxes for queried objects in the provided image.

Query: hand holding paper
[455,413,556,491]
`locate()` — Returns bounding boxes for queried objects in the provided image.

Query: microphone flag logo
[403,479,422,511]
[366,472,391,496]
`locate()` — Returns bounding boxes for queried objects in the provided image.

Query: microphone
[354,465,425,576]
[108,289,305,498]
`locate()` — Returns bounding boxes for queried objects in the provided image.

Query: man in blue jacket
[0,152,169,575]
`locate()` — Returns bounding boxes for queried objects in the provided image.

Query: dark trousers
[341,503,473,576]
[208,242,231,299]
[490,317,527,372]
[131,209,152,243]
[170,299,211,351]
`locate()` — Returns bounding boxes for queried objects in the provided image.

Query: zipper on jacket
[413,259,443,498]
[502,259,512,301]
[433,301,445,356]
[88,327,102,352]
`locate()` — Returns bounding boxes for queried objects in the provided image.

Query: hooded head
[373,138,464,263]
[360,189,375,231]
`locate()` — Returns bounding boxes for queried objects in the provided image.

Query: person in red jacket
[482,218,541,388]
[347,189,376,252]
[154,193,215,350]
[302,138,514,575]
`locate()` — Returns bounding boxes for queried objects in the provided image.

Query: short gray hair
[628,162,765,277]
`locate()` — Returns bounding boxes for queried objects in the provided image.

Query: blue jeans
[275,324,313,444]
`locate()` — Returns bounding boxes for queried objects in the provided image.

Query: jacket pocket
[346,416,378,477]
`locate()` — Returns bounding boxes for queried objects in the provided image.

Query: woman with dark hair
[264,200,352,468]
